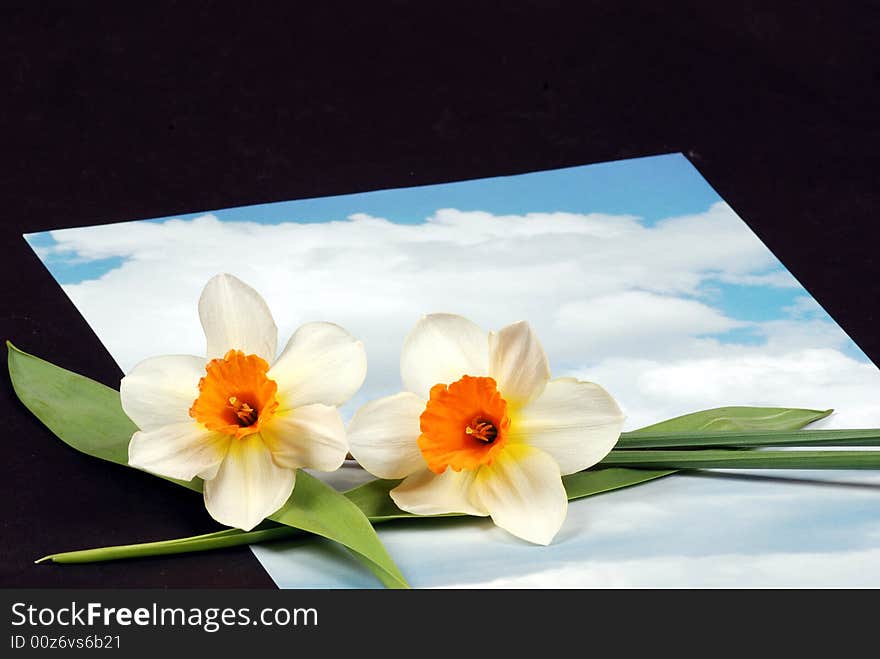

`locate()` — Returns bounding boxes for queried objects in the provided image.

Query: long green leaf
[601,448,880,469]
[609,407,880,471]
[588,406,833,499]
[562,467,675,499]
[36,528,292,564]
[628,406,833,434]
[617,427,880,449]
[8,342,408,588]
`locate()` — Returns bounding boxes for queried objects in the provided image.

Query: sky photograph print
[24,153,880,588]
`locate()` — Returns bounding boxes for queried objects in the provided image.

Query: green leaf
[344,478,412,521]
[616,427,880,449]
[36,528,291,564]
[7,341,199,491]
[586,406,836,501]
[562,467,675,499]
[627,406,833,435]
[8,341,138,467]
[601,448,880,470]
[8,342,408,588]
[268,472,408,589]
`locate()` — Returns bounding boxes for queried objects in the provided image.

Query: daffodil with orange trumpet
[122,274,367,531]
[348,314,625,545]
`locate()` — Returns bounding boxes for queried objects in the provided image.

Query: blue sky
[136,152,722,226]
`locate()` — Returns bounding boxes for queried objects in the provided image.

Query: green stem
[617,428,880,449]
[37,527,298,564]
[601,448,880,470]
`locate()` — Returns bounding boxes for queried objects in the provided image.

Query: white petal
[511,378,625,474]
[128,421,230,481]
[120,354,207,431]
[203,435,295,531]
[472,444,567,545]
[347,392,427,479]
[391,467,487,516]
[260,404,348,472]
[400,314,489,399]
[268,322,367,408]
[488,321,550,407]
[199,273,277,362]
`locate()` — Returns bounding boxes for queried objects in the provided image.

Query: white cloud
[438,548,880,588]
[554,290,743,358]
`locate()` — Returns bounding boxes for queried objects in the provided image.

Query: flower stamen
[465,417,498,443]
[227,396,258,426]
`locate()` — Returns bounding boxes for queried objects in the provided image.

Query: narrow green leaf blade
[598,406,835,496]
[8,342,408,588]
[601,448,880,470]
[617,427,880,449]
[629,406,833,435]
[37,528,294,564]
[562,467,675,499]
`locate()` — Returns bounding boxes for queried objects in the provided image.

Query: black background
[1,1,878,588]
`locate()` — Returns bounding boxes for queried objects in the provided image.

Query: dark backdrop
[1,1,877,587]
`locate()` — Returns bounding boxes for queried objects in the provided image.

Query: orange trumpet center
[418,375,510,474]
[189,349,279,439]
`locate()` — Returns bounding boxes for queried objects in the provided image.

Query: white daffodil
[348,314,624,545]
[121,273,367,531]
